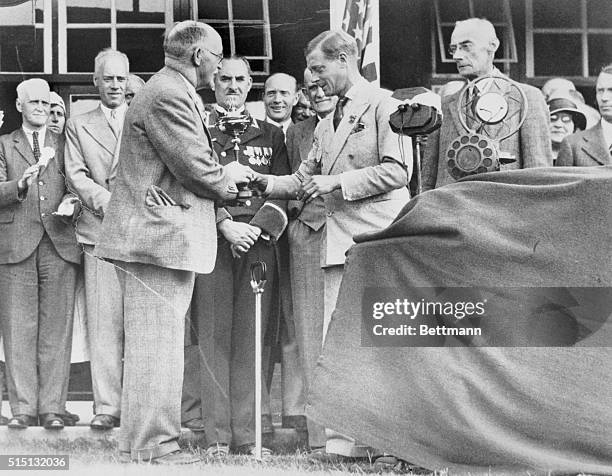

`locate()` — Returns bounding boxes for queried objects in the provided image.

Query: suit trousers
[288,219,326,447]
[194,237,275,447]
[0,233,77,416]
[83,245,123,418]
[115,260,194,461]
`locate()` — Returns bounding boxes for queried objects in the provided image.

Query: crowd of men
[0,15,610,466]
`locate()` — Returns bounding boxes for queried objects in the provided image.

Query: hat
[547,96,587,131]
[49,92,65,113]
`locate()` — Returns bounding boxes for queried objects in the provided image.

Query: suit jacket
[286,116,325,231]
[94,66,238,274]
[208,111,290,240]
[64,105,122,245]
[422,77,553,190]
[556,122,612,166]
[0,128,81,265]
[269,79,412,267]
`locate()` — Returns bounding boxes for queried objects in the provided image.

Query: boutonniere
[348,114,357,124]
[38,146,55,169]
[350,121,366,134]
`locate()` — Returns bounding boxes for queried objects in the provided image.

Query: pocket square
[350,122,366,134]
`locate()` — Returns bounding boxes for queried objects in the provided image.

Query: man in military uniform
[190,56,290,457]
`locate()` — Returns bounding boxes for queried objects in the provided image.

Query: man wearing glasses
[94,21,254,464]
[422,18,552,190]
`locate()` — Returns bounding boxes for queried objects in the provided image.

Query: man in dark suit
[422,18,552,190]
[285,68,337,451]
[94,22,254,464]
[557,64,612,166]
[65,48,130,430]
[189,56,289,457]
[0,78,81,430]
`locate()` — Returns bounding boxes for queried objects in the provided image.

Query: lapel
[298,116,317,163]
[13,128,36,166]
[447,91,465,136]
[324,84,372,173]
[83,106,117,156]
[581,124,610,165]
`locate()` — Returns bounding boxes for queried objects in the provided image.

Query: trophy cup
[445,74,528,180]
[216,97,257,206]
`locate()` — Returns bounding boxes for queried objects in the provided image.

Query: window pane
[116,0,166,24]
[213,23,231,53]
[66,0,111,23]
[0,2,45,72]
[437,0,470,23]
[0,27,44,72]
[472,0,505,22]
[234,23,265,57]
[588,34,612,76]
[198,0,228,20]
[67,29,111,72]
[173,0,192,21]
[247,59,265,73]
[233,0,263,20]
[533,0,580,29]
[587,0,612,28]
[435,26,460,75]
[533,34,582,76]
[117,29,165,73]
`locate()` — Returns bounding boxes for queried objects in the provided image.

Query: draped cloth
[306,166,612,474]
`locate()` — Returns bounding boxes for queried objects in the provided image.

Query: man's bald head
[263,73,299,123]
[164,21,220,60]
[450,18,499,78]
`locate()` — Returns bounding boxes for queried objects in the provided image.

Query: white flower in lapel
[38,146,55,169]
[348,114,357,124]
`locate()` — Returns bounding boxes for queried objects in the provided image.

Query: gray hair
[305,30,358,60]
[164,20,212,60]
[16,78,50,101]
[94,48,129,76]
[454,18,499,44]
[220,55,253,76]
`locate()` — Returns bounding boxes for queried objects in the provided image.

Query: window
[193,0,272,76]
[526,0,612,78]
[59,0,173,74]
[432,0,517,77]
[0,0,52,73]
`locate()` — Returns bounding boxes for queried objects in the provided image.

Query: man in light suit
[557,64,612,166]
[94,21,254,464]
[65,48,129,430]
[422,18,552,190]
[285,67,337,451]
[255,29,412,459]
[0,78,81,430]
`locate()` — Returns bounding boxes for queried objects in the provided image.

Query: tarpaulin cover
[306,166,612,474]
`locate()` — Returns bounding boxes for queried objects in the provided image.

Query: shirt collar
[343,77,369,102]
[22,124,46,137]
[100,102,127,122]
[600,118,612,148]
[265,116,292,133]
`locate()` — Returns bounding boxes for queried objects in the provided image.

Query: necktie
[109,109,121,138]
[333,96,349,131]
[609,143,612,159]
[32,131,41,161]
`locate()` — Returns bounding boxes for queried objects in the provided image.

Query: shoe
[151,450,201,465]
[373,454,413,471]
[90,414,120,430]
[181,417,206,432]
[40,413,64,430]
[61,411,79,427]
[204,443,229,459]
[262,413,274,434]
[281,415,307,431]
[0,415,8,425]
[7,414,38,429]
[234,443,272,458]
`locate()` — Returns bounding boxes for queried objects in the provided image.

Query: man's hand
[218,220,261,256]
[250,171,269,192]
[224,161,255,185]
[300,175,340,201]
[17,164,40,193]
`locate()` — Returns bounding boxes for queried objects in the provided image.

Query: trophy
[445,74,528,180]
[216,96,258,206]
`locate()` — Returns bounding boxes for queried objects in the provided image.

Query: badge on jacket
[243,146,272,167]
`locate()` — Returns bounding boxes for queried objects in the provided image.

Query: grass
[1,439,434,476]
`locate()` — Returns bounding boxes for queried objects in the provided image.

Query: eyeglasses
[550,114,573,124]
[448,42,474,56]
[202,46,223,63]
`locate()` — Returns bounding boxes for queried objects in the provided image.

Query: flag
[341,0,379,84]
